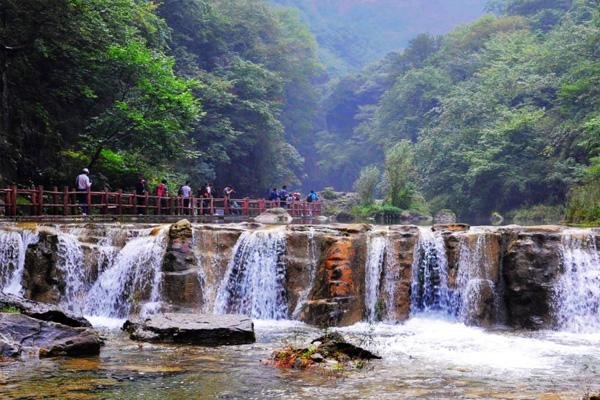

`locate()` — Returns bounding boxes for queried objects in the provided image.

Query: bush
[353,165,380,205]
[511,204,566,225]
[565,182,600,225]
[320,187,339,200]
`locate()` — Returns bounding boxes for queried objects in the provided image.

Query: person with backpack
[278,185,288,208]
[269,188,278,203]
[75,168,92,216]
[306,190,319,203]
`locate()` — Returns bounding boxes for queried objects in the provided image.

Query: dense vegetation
[1,0,598,224]
[0,0,319,194]
[314,0,600,223]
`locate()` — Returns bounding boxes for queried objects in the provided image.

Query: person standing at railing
[278,185,288,208]
[135,178,148,214]
[180,181,192,215]
[198,183,212,215]
[223,185,240,215]
[75,168,92,216]
[155,179,168,214]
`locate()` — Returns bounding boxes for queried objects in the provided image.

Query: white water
[410,228,451,314]
[292,227,318,319]
[214,228,288,319]
[555,231,600,333]
[84,228,167,318]
[56,233,87,313]
[365,234,387,322]
[454,233,500,323]
[0,230,38,295]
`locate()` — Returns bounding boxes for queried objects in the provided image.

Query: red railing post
[10,185,17,216]
[144,192,149,215]
[117,190,122,215]
[243,197,249,216]
[223,197,228,215]
[191,196,195,216]
[53,186,58,215]
[86,187,92,215]
[63,186,69,216]
[37,185,44,215]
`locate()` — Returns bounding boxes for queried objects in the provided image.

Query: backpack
[306,194,313,203]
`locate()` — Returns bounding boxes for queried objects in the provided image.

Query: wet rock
[299,236,366,327]
[0,313,103,358]
[434,209,457,224]
[432,223,470,232]
[490,211,504,225]
[162,220,201,306]
[269,331,380,371]
[383,229,420,321]
[123,313,256,346]
[0,293,91,327]
[22,229,61,303]
[334,211,354,223]
[503,231,562,329]
[255,208,293,224]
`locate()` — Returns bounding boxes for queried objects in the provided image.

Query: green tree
[353,165,380,205]
[384,141,416,209]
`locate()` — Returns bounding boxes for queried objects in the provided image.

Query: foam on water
[85,315,127,330]
[214,228,288,319]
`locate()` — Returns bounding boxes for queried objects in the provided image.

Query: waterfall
[214,228,288,319]
[84,228,167,318]
[365,234,387,322]
[410,228,451,315]
[554,231,600,333]
[292,227,318,319]
[0,230,38,295]
[55,234,87,313]
[454,233,500,324]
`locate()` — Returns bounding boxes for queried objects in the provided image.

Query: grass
[0,305,21,314]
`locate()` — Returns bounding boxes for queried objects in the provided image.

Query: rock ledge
[123,313,256,346]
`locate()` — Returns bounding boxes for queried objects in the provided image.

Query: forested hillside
[0,0,319,195]
[1,0,598,224]
[314,0,600,223]
[270,0,486,74]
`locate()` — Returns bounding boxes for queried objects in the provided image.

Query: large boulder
[299,235,366,327]
[255,208,293,224]
[0,313,103,358]
[502,231,562,329]
[434,209,457,224]
[0,293,91,327]
[22,229,62,303]
[161,220,201,306]
[122,313,256,346]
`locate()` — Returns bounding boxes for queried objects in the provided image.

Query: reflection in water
[2,317,599,400]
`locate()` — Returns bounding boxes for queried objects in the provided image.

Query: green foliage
[353,165,380,205]
[384,141,416,209]
[511,204,566,224]
[565,181,600,225]
[0,305,20,314]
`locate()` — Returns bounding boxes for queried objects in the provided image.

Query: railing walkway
[0,186,321,219]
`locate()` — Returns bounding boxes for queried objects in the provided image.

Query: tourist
[306,190,319,203]
[180,181,192,215]
[269,188,278,202]
[75,168,92,216]
[278,185,288,208]
[135,178,148,214]
[199,182,212,215]
[155,179,168,214]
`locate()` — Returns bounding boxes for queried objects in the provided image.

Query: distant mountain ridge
[270,0,487,74]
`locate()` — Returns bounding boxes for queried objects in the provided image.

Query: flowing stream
[0,229,38,295]
[214,228,288,319]
[83,228,167,318]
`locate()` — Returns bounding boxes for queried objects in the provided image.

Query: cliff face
[2,221,597,330]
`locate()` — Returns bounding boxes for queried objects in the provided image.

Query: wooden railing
[0,186,321,218]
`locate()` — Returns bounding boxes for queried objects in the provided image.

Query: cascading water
[410,228,451,315]
[453,233,500,324]
[0,230,38,295]
[364,234,387,322]
[292,227,318,319]
[56,233,87,313]
[84,228,167,318]
[214,228,288,319]
[554,231,600,333]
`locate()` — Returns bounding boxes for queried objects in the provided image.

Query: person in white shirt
[180,181,192,214]
[75,168,92,215]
